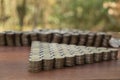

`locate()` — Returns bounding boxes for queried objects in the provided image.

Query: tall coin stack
[62,33,71,44]
[21,32,31,46]
[6,31,15,46]
[102,33,112,47]
[29,41,43,72]
[52,33,62,43]
[79,32,88,46]
[0,32,6,46]
[40,32,51,42]
[29,32,38,42]
[109,48,118,60]
[94,32,105,47]
[70,32,79,45]
[14,31,22,46]
[61,44,75,67]
[43,44,54,70]
[86,32,95,46]
[51,43,65,69]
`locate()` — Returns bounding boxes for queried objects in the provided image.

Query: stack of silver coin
[61,45,75,67]
[70,33,79,45]
[102,34,112,47]
[79,32,88,45]
[6,32,15,46]
[52,33,62,43]
[29,41,43,72]
[51,43,65,69]
[43,43,54,70]
[62,33,71,44]
[29,32,38,42]
[21,32,30,46]
[14,31,22,46]
[101,48,111,61]
[109,48,118,60]
[40,32,51,42]
[93,49,103,62]
[70,45,85,65]
[84,51,94,64]
[0,32,6,46]
[94,32,105,47]
[86,32,95,46]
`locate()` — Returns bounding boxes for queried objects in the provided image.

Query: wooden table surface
[0,47,120,80]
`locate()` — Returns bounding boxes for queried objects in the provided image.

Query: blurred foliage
[0,0,120,32]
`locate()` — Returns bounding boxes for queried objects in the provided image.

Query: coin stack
[102,33,112,47]
[93,49,103,62]
[21,32,31,46]
[40,32,50,42]
[37,32,42,41]
[61,45,75,67]
[70,33,79,45]
[29,32,38,42]
[0,32,6,46]
[43,43,54,70]
[82,47,94,64]
[94,32,105,47]
[51,44,65,69]
[62,33,71,44]
[102,49,111,61]
[29,55,43,72]
[86,32,96,46]
[14,31,22,46]
[79,32,88,46]
[109,48,118,60]
[70,45,85,65]
[29,41,43,72]
[52,33,62,43]
[6,32,15,46]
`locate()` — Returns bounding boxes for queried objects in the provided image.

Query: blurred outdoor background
[0,0,120,32]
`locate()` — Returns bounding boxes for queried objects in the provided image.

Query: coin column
[102,34,112,47]
[93,50,103,62]
[21,32,31,46]
[29,41,43,72]
[43,43,54,70]
[83,49,94,64]
[86,33,96,46]
[6,32,15,46]
[109,48,118,60]
[61,44,75,67]
[0,32,6,46]
[73,46,85,65]
[52,33,62,43]
[14,32,22,46]
[102,49,111,61]
[30,32,38,42]
[62,33,71,44]
[70,33,79,45]
[40,32,51,42]
[51,43,65,69]
[94,32,105,47]
[78,33,88,46]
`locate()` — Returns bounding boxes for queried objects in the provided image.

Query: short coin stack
[29,41,119,72]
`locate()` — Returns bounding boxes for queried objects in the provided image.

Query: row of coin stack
[0,30,112,47]
[29,41,118,72]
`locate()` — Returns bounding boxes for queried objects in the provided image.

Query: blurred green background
[0,0,120,32]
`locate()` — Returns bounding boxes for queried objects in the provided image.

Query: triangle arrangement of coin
[29,41,119,72]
